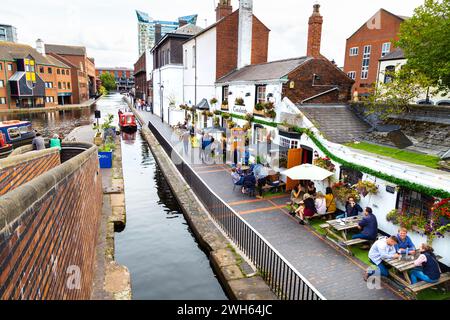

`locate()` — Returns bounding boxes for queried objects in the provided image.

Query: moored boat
[0,132,13,158]
[118,110,137,133]
[0,120,36,148]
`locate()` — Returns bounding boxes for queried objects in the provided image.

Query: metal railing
[147,120,325,300]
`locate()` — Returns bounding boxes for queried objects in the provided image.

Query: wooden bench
[343,238,369,246]
[407,272,450,293]
[261,182,286,194]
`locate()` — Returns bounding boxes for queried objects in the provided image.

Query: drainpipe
[194,38,197,107]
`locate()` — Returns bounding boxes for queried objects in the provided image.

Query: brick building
[0,41,73,109]
[134,52,148,100]
[343,9,407,96]
[96,67,134,91]
[44,42,97,103]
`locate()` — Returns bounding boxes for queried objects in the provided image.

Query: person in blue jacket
[352,207,378,241]
[336,196,363,219]
[395,227,416,255]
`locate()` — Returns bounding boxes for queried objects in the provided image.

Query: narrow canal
[4,93,227,300]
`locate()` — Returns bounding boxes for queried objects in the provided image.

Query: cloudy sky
[0,0,424,68]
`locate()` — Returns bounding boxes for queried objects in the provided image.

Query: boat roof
[0,120,32,127]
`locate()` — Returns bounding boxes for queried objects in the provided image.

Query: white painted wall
[237,0,253,69]
[377,58,450,105]
[183,28,217,107]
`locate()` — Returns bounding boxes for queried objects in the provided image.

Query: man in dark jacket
[336,196,363,219]
[352,207,378,241]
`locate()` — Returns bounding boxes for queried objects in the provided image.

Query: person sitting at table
[296,194,317,225]
[352,207,378,241]
[241,172,256,195]
[336,196,363,219]
[236,163,244,176]
[395,227,416,255]
[325,187,337,217]
[306,181,317,197]
[231,168,244,186]
[409,243,441,284]
[289,184,305,215]
[315,192,327,216]
[364,236,400,281]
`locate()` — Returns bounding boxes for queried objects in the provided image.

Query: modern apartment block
[0,24,18,43]
[0,41,73,109]
[136,10,198,55]
[96,67,134,91]
[343,9,407,96]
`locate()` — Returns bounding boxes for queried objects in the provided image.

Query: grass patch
[346,142,441,169]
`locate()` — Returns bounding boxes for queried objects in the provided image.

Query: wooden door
[286,148,302,191]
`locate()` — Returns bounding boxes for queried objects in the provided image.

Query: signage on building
[385,185,396,194]
[232,105,247,114]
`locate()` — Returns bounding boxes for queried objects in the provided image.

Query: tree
[363,66,434,117]
[397,0,450,93]
[99,73,117,92]
[98,85,108,96]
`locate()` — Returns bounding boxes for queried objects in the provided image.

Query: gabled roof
[379,48,405,61]
[0,42,69,68]
[347,8,409,40]
[173,24,203,36]
[45,44,86,56]
[216,57,311,83]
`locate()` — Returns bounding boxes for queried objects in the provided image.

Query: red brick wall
[216,11,269,80]
[283,59,354,104]
[343,9,403,94]
[0,149,102,300]
[0,150,60,196]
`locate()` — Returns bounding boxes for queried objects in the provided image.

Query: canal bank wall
[0,142,103,299]
[127,99,277,300]
[0,97,101,115]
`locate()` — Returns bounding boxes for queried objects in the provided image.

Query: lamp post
[160,84,164,123]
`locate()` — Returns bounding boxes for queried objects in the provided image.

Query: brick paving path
[137,111,405,300]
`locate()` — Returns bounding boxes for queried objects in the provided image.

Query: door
[286,148,302,191]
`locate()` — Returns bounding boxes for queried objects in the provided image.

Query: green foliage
[98,85,108,96]
[99,72,117,92]
[397,0,450,93]
[346,141,440,169]
[235,97,245,105]
[210,97,218,105]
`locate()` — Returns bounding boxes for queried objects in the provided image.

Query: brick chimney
[307,4,323,58]
[237,0,253,69]
[216,0,232,21]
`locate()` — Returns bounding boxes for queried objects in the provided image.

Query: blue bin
[98,151,113,168]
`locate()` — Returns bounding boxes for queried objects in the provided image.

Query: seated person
[236,163,244,176]
[296,194,317,225]
[315,192,327,216]
[306,181,317,197]
[364,236,400,281]
[267,173,281,187]
[290,184,305,207]
[231,168,244,186]
[336,196,363,219]
[241,172,256,194]
[325,187,337,216]
[395,227,416,255]
[409,243,441,284]
[352,207,378,241]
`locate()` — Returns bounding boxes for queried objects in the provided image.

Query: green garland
[214,110,450,198]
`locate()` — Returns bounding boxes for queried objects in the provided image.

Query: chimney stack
[237,0,253,69]
[307,4,323,58]
[36,38,45,56]
[216,0,232,21]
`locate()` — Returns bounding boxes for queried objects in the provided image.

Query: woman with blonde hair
[315,192,327,216]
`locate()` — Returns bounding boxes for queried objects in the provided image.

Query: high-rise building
[136,10,198,55]
[0,24,18,43]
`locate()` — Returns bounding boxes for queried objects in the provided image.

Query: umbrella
[281,164,333,181]
[253,164,269,179]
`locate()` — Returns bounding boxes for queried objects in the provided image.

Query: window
[0,97,6,104]
[397,188,434,216]
[347,71,356,80]
[48,67,52,74]
[192,45,196,68]
[384,65,396,83]
[57,69,60,75]
[0,27,6,41]
[361,45,371,79]
[340,167,363,186]
[0,80,4,88]
[66,70,70,75]
[349,47,359,56]
[7,127,21,140]
[39,67,44,73]
[255,85,267,104]
[67,82,71,89]
[222,86,229,103]
[167,49,171,64]
[45,96,55,103]
[279,136,299,149]
[0,63,2,71]
[381,42,391,57]
[7,64,12,71]
[58,82,62,89]
[62,82,66,89]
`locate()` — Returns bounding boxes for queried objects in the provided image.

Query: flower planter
[94,135,103,146]
[98,151,113,168]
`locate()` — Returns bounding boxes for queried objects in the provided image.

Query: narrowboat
[0,132,13,158]
[118,110,137,133]
[0,120,36,147]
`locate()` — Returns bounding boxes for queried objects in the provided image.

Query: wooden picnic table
[324,216,363,242]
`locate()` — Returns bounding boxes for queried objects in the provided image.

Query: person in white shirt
[314,192,327,216]
[364,236,400,281]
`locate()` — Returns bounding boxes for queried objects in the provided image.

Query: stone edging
[128,101,277,300]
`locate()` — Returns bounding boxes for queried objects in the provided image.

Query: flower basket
[235,97,245,106]
[354,180,378,197]
[332,181,361,203]
[265,110,276,119]
[210,98,218,105]
[313,156,336,173]
[255,103,264,111]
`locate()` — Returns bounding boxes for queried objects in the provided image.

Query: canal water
[7,93,227,300]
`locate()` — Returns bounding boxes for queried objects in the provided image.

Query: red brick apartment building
[343,9,407,96]
[0,41,73,109]
[96,67,134,91]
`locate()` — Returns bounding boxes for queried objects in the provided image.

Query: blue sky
[0,0,424,68]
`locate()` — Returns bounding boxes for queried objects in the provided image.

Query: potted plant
[98,137,115,169]
[214,110,222,116]
[235,97,245,106]
[243,121,252,132]
[222,112,231,120]
[332,181,361,203]
[221,99,228,109]
[255,103,264,111]
[213,117,220,127]
[210,97,218,105]
[313,156,336,172]
[228,121,236,129]
[354,180,378,197]
[244,113,254,122]
[265,109,276,119]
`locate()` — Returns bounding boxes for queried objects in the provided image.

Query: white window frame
[280,136,300,149]
[381,42,391,57]
[7,64,12,71]
[0,27,6,41]
[0,97,6,104]
[361,45,371,80]
[0,80,4,87]
[349,47,359,56]
[347,71,356,80]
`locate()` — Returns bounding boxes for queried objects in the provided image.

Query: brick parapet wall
[0,143,102,299]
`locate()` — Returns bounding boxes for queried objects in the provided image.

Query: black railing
[147,120,325,300]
